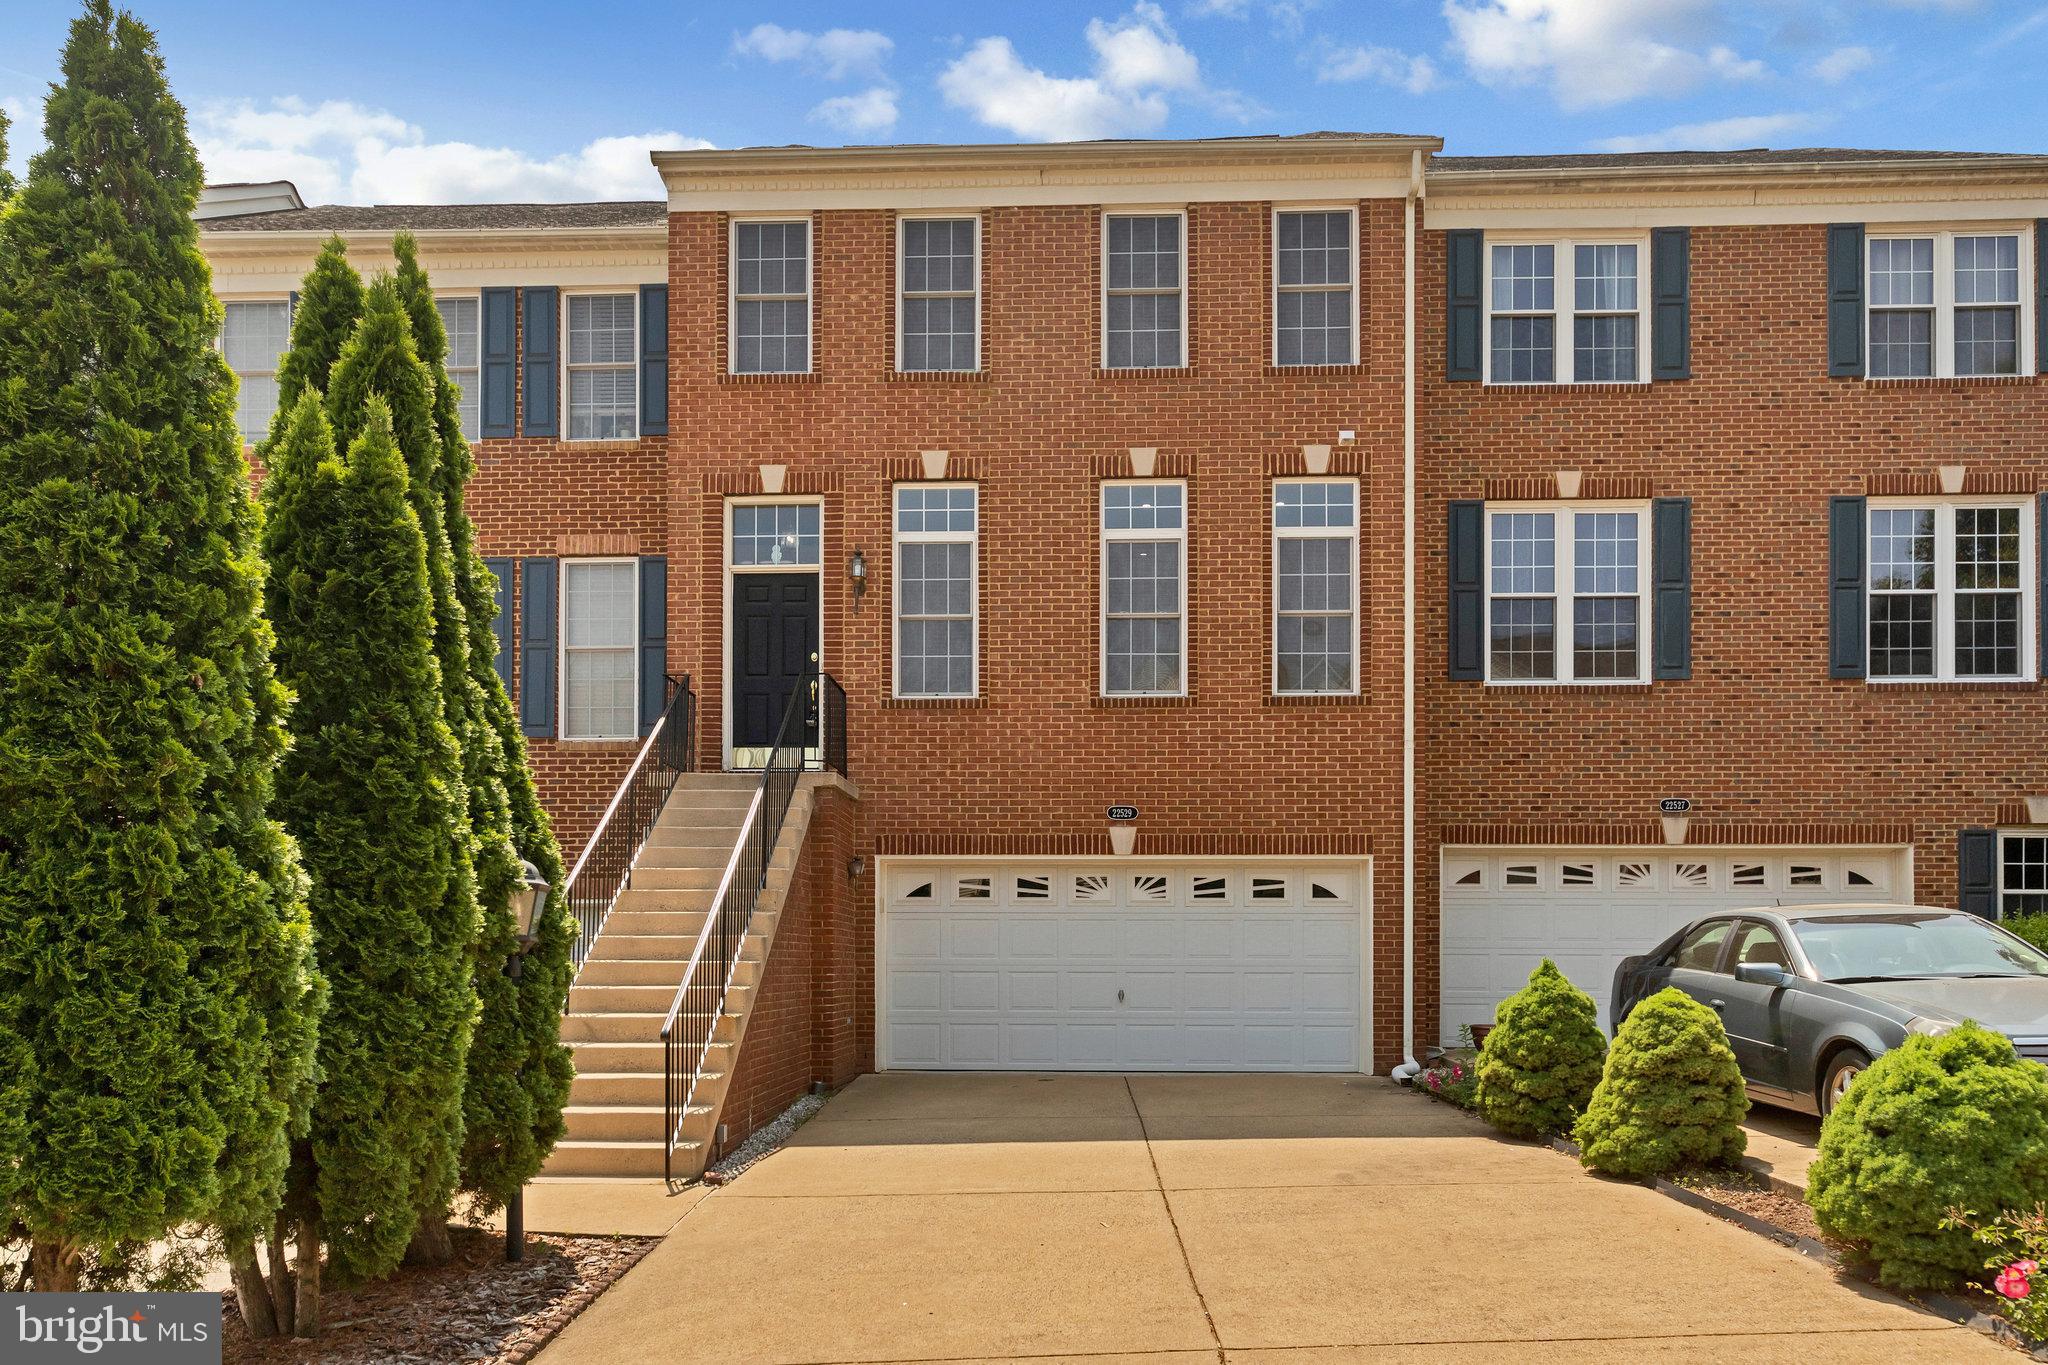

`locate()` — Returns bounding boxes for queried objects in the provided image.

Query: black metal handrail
[661,670,840,1181]
[561,674,695,975]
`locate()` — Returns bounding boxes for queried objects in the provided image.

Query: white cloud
[811,87,899,134]
[939,3,1252,141]
[1442,0,1766,110]
[1595,111,1821,154]
[1810,45,1876,83]
[1313,42,1441,94]
[191,98,707,203]
[733,24,893,81]
[2,93,30,182]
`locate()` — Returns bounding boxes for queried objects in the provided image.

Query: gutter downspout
[1391,150,1424,1084]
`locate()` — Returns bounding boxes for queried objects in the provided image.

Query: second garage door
[1438,846,1911,1045]
[881,860,1367,1072]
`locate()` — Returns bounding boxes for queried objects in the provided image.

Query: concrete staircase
[538,771,807,1183]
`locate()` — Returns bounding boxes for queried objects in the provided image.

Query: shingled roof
[1432,147,2044,173]
[201,200,667,232]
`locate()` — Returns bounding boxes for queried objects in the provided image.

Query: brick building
[198,135,2048,1165]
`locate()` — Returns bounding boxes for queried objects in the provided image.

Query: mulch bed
[222,1225,657,1364]
[1667,1167,1850,1253]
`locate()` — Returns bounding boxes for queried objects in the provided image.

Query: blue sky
[3,1,2046,202]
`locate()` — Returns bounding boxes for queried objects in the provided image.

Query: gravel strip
[221,1225,657,1364]
[703,1092,827,1185]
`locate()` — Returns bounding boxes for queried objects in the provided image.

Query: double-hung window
[1101,481,1186,696]
[1485,504,1650,683]
[1868,499,2034,681]
[435,295,481,439]
[1103,213,1185,369]
[2003,833,2048,917]
[1868,228,2030,378]
[561,558,638,741]
[221,299,291,443]
[1485,238,1647,384]
[898,217,979,372]
[732,219,811,374]
[1273,209,1355,366]
[894,484,978,697]
[1272,480,1358,694]
[564,293,637,440]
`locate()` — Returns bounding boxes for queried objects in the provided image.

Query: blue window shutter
[2039,492,2047,679]
[1650,228,1691,380]
[1829,496,1867,679]
[639,285,669,437]
[482,557,514,691]
[1826,224,1865,378]
[480,287,516,438]
[288,290,299,319]
[2036,221,2048,375]
[1447,500,1485,678]
[1959,828,1999,919]
[1651,498,1692,679]
[520,556,557,737]
[521,286,559,437]
[1445,230,1484,382]
[638,555,667,735]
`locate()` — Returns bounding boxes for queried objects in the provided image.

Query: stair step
[568,983,677,1013]
[614,887,717,913]
[568,1039,732,1072]
[562,1011,669,1044]
[629,866,728,891]
[574,958,688,987]
[561,1104,678,1142]
[569,1071,665,1104]
[598,909,708,936]
[541,1139,672,1179]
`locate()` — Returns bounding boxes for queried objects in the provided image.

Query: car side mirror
[1735,962,1792,988]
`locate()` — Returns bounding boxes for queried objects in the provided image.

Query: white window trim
[1271,477,1362,696]
[1101,208,1189,371]
[892,482,981,699]
[436,292,481,440]
[1482,500,1654,686]
[1100,479,1189,697]
[559,555,640,742]
[219,295,293,445]
[1866,495,2037,684]
[727,215,814,376]
[895,213,983,374]
[1271,205,1360,368]
[560,289,639,443]
[1481,232,1651,386]
[1865,224,2035,381]
[2000,830,2048,919]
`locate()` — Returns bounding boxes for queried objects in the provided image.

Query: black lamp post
[504,857,550,1263]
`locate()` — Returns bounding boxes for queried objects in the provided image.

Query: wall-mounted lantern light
[512,858,550,949]
[849,549,867,604]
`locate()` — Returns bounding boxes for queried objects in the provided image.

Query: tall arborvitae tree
[393,234,573,1209]
[254,393,473,1334]
[321,276,481,1262]
[272,236,363,422]
[0,0,318,1292]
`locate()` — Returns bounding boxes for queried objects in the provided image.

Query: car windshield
[1790,913,2048,982]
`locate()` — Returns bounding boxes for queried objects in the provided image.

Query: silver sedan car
[1611,904,2048,1116]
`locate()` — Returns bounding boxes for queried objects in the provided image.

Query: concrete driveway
[539,1073,1999,1364]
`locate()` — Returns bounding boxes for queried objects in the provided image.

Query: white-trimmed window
[894,484,978,697]
[561,558,638,741]
[1272,479,1358,694]
[564,293,637,441]
[1103,212,1185,369]
[1101,481,1187,696]
[1484,237,1648,384]
[2003,833,2048,917]
[731,219,811,375]
[1485,503,1651,684]
[221,299,291,442]
[898,217,979,373]
[1868,498,2035,681]
[435,295,480,439]
[1868,228,2032,379]
[1273,208,1355,366]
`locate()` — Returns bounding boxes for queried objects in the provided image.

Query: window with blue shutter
[480,287,516,438]
[520,286,559,437]
[1445,230,1483,382]
[639,555,667,734]
[1828,496,1868,678]
[482,557,514,691]
[519,557,557,737]
[1827,224,1865,377]
[639,285,668,437]
[1446,500,1484,678]
[1959,828,1999,919]
[1650,228,1691,380]
[2037,220,2048,375]
[1652,498,1692,678]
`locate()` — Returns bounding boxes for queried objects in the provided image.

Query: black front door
[732,573,819,751]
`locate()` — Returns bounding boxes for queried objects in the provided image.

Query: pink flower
[1451,1063,1464,1081]
[1996,1265,2032,1300]
[2019,1260,2040,1276]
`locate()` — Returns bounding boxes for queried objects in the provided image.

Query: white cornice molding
[199,229,666,294]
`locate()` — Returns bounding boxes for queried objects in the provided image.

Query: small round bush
[1807,1023,2048,1289]
[1474,959,1607,1139]
[1574,988,1748,1178]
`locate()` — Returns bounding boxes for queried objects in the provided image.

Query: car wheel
[1820,1047,1871,1117]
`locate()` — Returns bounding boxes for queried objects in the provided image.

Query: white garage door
[882,861,1366,1071]
[1439,847,1911,1045]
